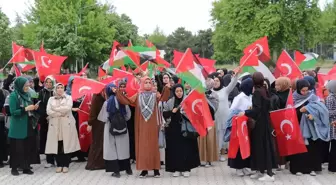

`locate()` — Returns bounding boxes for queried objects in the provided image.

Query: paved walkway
[0,156,335,185]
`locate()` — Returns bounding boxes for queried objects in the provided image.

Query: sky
[0,0,331,35]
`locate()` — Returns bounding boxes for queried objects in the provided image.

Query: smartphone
[35,100,41,105]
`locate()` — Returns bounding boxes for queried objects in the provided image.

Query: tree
[318,0,336,44]
[193,29,214,59]
[147,26,167,49]
[166,27,196,61]
[0,8,12,65]
[211,0,321,64]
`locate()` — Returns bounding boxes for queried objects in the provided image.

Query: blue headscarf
[106,83,126,119]
[240,78,253,96]
[304,76,316,92]
[65,75,75,95]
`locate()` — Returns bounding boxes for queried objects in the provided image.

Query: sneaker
[183,171,190,177]
[111,172,121,178]
[296,172,303,176]
[242,168,251,176]
[310,171,317,176]
[11,169,19,176]
[154,170,161,178]
[139,170,148,178]
[126,169,133,175]
[56,167,62,173]
[236,169,244,177]
[205,162,211,168]
[258,174,275,182]
[250,172,262,179]
[62,167,69,173]
[173,171,180,177]
[44,163,54,168]
[219,155,226,162]
[22,169,34,175]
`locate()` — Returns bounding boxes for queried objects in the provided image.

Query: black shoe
[154,170,160,178]
[11,169,19,176]
[126,169,133,175]
[76,157,86,162]
[23,169,34,175]
[139,170,148,178]
[160,161,165,165]
[111,172,121,178]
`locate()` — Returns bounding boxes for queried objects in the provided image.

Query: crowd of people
[0,65,335,182]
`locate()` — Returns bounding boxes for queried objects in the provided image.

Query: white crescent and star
[41,56,51,68]
[241,121,248,141]
[79,86,92,93]
[256,44,263,56]
[191,99,202,115]
[280,63,292,76]
[79,121,90,138]
[280,119,294,140]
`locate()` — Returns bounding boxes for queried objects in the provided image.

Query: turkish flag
[243,36,270,62]
[228,116,239,159]
[109,41,121,66]
[33,51,67,81]
[98,67,106,78]
[53,74,77,86]
[286,89,294,108]
[78,63,89,76]
[236,116,250,159]
[240,49,258,66]
[78,111,91,152]
[274,50,302,79]
[71,77,105,100]
[125,77,140,97]
[181,90,214,137]
[270,108,307,156]
[79,93,92,114]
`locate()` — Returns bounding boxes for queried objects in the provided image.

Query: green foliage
[147,26,167,49]
[211,0,321,64]
[0,8,12,65]
[318,0,336,44]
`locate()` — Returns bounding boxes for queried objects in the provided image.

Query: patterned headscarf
[139,76,156,121]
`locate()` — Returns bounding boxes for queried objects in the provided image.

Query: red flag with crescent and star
[71,77,105,100]
[274,50,302,79]
[181,90,214,137]
[270,108,307,156]
[125,76,140,97]
[78,93,93,152]
[243,36,270,62]
[236,116,250,159]
[33,51,67,81]
[228,116,239,159]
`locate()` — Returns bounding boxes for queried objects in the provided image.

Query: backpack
[181,115,199,139]
[109,109,127,136]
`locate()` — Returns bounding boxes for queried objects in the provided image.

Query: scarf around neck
[139,91,156,122]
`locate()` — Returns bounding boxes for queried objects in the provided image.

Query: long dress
[97,101,131,173]
[324,94,336,172]
[244,89,277,172]
[288,100,322,174]
[127,106,136,161]
[116,87,170,170]
[163,98,200,172]
[85,94,105,170]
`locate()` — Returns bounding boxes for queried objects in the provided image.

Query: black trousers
[55,141,70,168]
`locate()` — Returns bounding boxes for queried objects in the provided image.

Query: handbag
[247,118,256,130]
[158,130,166,148]
[181,116,199,139]
[109,109,127,136]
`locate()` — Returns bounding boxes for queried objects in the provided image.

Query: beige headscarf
[275,77,291,92]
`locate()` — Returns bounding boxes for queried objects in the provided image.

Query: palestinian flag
[242,60,275,84]
[11,43,35,72]
[299,53,319,70]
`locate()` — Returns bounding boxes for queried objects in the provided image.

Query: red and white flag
[243,36,270,62]
[71,77,105,100]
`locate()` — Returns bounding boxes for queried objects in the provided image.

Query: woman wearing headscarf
[85,90,106,170]
[115,76,171,178]
[38,76,56,168]
[289,79,329,176]
[198,78,219,167]
[45,83,80,173]
[238,72,276,182]
[163,84,200,177]
[228,78,253,176]
[274,77,291,109]
[304,76,317,94]
[8,77,40,176]
[97,83,132,178]
[66,76,86,162]
[326,80,336,172]
[212,73,238,162]
[264,78,280,111]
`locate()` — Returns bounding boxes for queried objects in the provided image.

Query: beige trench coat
[45,94,80,154]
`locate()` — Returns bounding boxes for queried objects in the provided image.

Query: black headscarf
[252,72,269,99]
[222,74,232,87]
[213,76,224,91]
[303,76,316,91]
[172,84,184,107]
[296,79,310,95]
[240,78,253,96]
